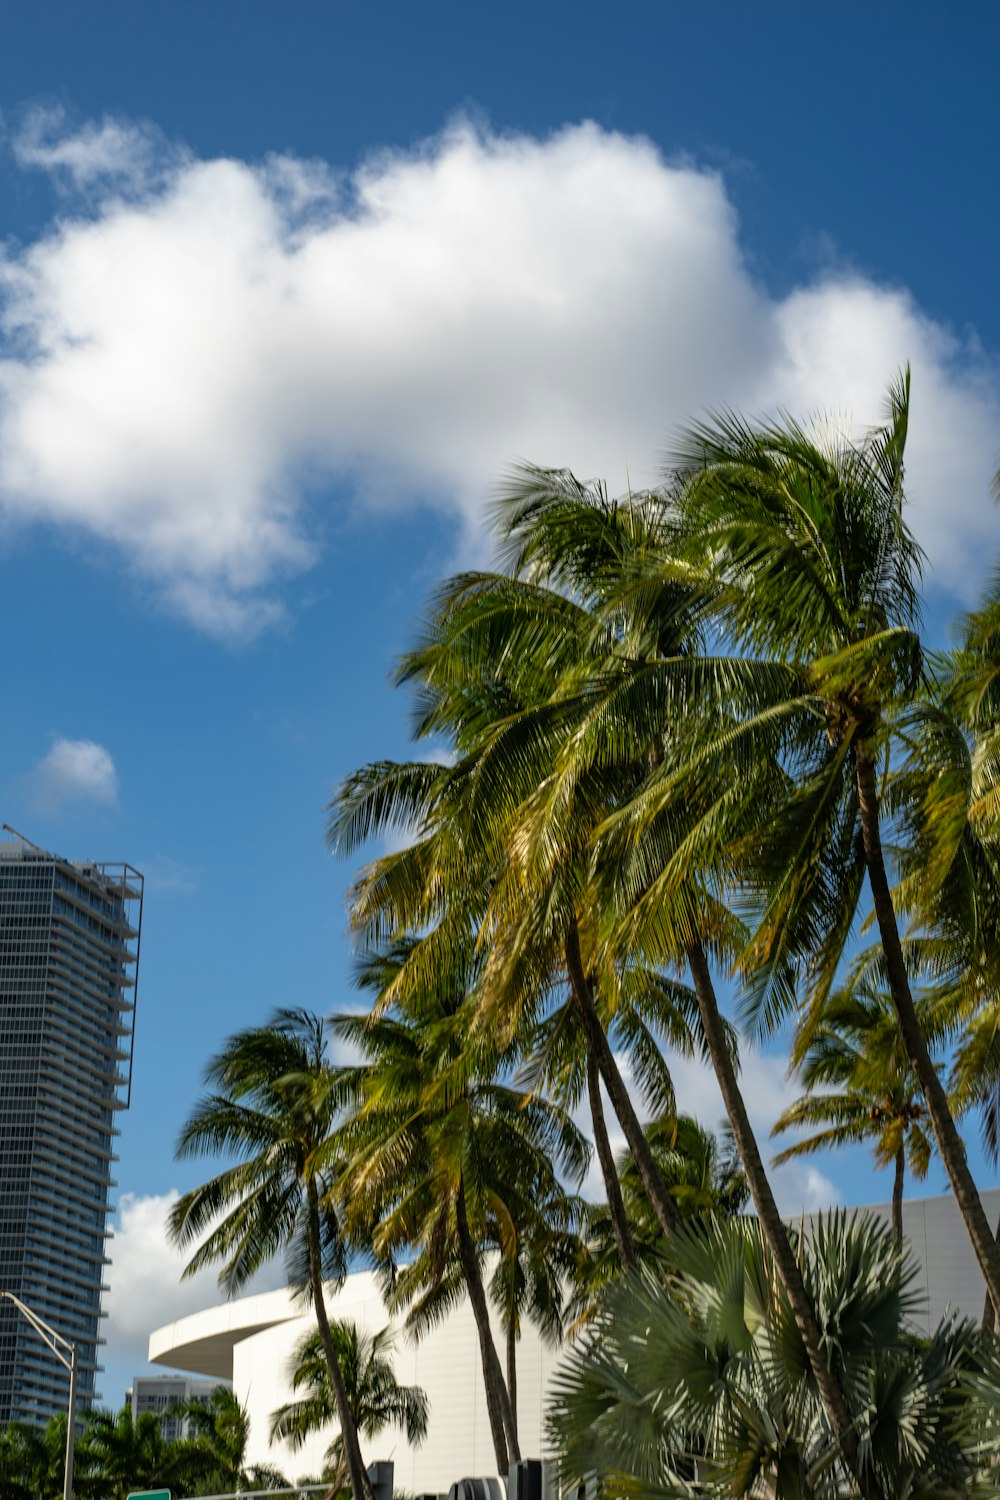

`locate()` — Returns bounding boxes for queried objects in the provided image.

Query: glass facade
[0,836,142,1425]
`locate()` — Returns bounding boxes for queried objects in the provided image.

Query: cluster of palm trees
[0,1331,426,1498]
[0,1386,285,1498]
[158,371,1000,1498]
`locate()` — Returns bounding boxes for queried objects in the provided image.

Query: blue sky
[2,0,999,1404]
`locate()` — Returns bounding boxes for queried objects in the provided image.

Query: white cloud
[1,116,997,637]
[581,1045,842,1216]
[26,736,118,811]
[669,1047,843,1215]
[13,107,175,191]
[103,1190,285,1377]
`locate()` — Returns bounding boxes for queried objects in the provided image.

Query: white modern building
[150,1268,560,1489]
[148,1189,1000,1491]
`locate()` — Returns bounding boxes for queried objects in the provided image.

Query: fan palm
[549,1211,989,1500]
[167,1011,373,1500]
[773,982,941,1243]
[271,1321,428,1492]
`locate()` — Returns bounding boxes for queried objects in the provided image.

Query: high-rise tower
[0,831,143,1424]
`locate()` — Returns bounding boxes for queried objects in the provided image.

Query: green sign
[126,1491,171,1499]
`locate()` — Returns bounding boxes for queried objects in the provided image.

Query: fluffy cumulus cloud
[103,1190,285,1378]
[1,113,998,636]
[25,736,118,811]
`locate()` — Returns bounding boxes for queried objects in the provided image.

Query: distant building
[128,1374,227,1440]
[0,831,143,1425]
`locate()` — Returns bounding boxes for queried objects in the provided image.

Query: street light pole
[63,1342,78,1500]
[1,1291,79,1499]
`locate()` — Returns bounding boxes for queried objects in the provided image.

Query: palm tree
[76,1406,178,1500]
[0,1416,73,1500]
[574,1114,747,1322]
[174,1386,287,1492]
[167,1011,374,1500]
[515,965,717,1274]
[328,464,877,1492]
[486,1172,583,1423]
[271,1321,427,1492]
[772,982,940,1243]
[653,371,1000,1316]
[549,1210,989,1500]
[327,494,709,1255]
[330,935,589,1475]
[437,466,875,1492]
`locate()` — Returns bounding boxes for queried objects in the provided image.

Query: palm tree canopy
[270,1319,429,1475]
[772,981,941,1178]
[168,1009,349,1298]
[549,1210,988,1500]
[331,934,590,1314]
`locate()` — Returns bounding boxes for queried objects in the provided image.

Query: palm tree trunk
[685,940,877,1500]
[454,1174,520,1470]
[891,1146,905,1247]
[586,1042,637,1269]
[856,745,1000,1320]
[506,1309,518,1437]
[566,918,680,1238]
[983,1209,1000,1334]
[305,1186,374,1500]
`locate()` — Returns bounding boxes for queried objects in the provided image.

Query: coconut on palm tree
[167,1010,374,1500]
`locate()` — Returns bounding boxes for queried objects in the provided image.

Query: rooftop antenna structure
[2,823,47,852]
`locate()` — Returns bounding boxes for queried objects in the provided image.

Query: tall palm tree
[270,1321,428,1492]
[328,486,723,1255]
[328,464,876,1492]
[442,468,876,1492]
[330,935,589,1475]
[486,1175,582,1422]
[652,371,1000,1316]
[772,982,940,1243]
[167,1011,374,1500]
